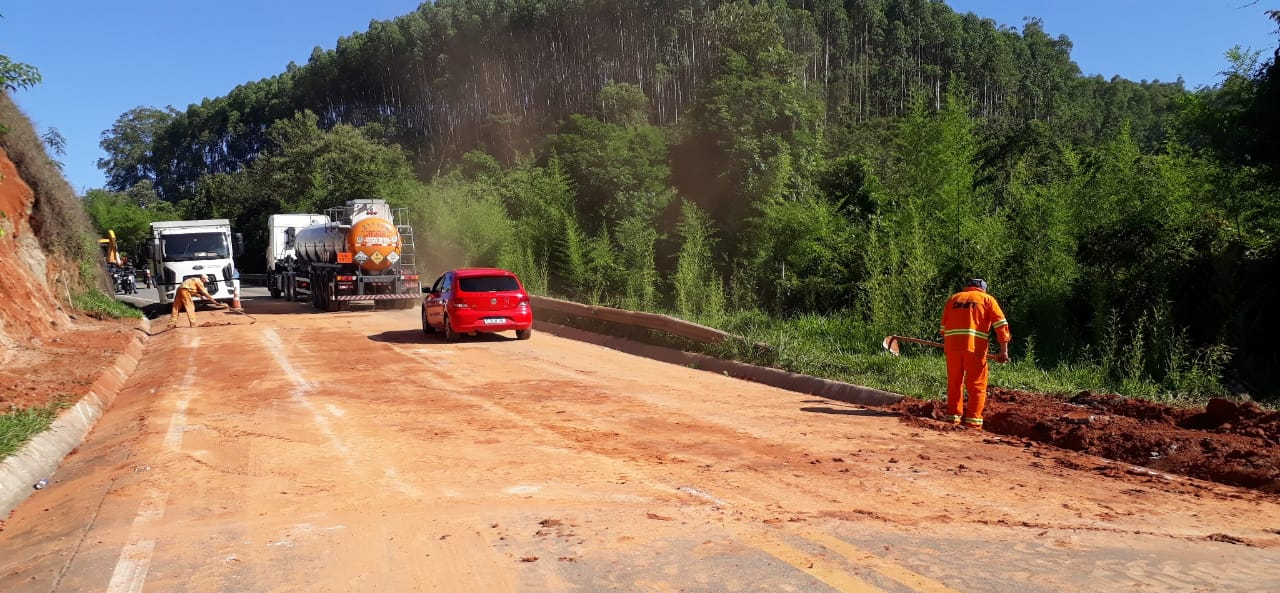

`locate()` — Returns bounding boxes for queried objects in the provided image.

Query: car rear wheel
[443,315,460,342]
[516,328,532,341]
[421,308,434,334]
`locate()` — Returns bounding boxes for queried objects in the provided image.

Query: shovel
[882,335,1000,361]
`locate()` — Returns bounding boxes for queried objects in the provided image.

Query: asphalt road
[1,291,1278,592]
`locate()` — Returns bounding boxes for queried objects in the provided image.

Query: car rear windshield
[458,275,520,292]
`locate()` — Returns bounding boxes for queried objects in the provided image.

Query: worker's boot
[961,417,983,431]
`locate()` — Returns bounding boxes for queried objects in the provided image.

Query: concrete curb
[0,317,152,517]
[535,321,904,408]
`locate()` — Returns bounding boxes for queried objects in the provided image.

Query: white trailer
[265,213,331,300]
[148,219,243,305]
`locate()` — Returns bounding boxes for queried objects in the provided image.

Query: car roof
[450,267,517,278]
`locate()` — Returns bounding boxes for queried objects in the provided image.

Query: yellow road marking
[799,529,967,593]
[723,522,890,593]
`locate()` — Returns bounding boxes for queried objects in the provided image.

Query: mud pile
[893,390,1280,493]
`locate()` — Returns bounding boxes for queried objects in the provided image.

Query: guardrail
[529,295,741,346]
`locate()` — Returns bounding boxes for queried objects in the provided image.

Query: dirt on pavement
[893,388,1280,493]
[1,296,1279,592]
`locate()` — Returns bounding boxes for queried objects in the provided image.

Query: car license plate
[483,318,506,325]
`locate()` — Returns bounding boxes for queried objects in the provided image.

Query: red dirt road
[3,294,1280,593]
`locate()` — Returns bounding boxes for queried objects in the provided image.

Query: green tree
[82,187,179,262]
[97,106,179,194]
[744,194,862,313]
[548,112,673,229]
[683,1,823,240]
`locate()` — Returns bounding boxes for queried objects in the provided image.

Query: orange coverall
[940,286,1011,429]
[170,277,217,327]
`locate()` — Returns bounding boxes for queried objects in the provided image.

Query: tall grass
[0,396,71,459]
[699,308,1222,405]
[71,288,143,319]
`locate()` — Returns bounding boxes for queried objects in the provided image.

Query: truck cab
[149,220,244,305]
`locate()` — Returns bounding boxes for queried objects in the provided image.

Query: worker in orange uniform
[940,278,1011,430]
[169,276,225,328]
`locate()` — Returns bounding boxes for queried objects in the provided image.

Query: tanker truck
[267,199,420,311]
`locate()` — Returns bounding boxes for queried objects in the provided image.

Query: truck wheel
[516,328,533,341]
[443,315,460,342]
[324,273,340,312]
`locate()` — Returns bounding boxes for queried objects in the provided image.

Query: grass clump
[0,396,72,459]
[72,288,143,319]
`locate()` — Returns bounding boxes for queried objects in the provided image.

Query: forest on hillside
[82,0,1280,400]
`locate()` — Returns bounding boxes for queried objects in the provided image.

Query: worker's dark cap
[967,278,988,291]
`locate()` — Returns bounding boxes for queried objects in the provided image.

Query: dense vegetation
[84,0,1280,402]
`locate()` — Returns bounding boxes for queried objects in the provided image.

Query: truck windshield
[162,233,229,261]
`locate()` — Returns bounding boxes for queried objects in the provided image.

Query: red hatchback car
[421,268,533,341]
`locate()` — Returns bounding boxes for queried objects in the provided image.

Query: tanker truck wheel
[443,315,460,342]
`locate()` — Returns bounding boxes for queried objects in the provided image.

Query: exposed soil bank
[893,389,1280,493]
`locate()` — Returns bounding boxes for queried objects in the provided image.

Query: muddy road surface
[3,292,1279,593]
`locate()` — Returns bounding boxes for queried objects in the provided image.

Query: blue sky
[3,0,1277,194]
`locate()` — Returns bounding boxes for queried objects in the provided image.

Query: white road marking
[106,337,199,593]
[161,350,198,452]
[261,329,354,462]
[262,329,430,496]
[384,467,424,498]
[104,540,155,593]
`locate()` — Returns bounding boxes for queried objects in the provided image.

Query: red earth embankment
[894,389,1280,493]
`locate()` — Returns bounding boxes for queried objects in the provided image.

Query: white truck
[265,213,331,300]
[148,219,243,305]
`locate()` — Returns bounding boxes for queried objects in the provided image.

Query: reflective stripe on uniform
[962,417,984,426]
[991,319,1009,330]
[945,328,989,339]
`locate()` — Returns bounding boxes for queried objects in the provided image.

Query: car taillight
[451,298,468,309]
[517,294,529,308]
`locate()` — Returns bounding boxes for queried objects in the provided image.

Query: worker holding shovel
[940,278,1011,430]
[169,276,227,328]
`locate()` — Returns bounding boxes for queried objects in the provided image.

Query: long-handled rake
[882,335,999,361]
